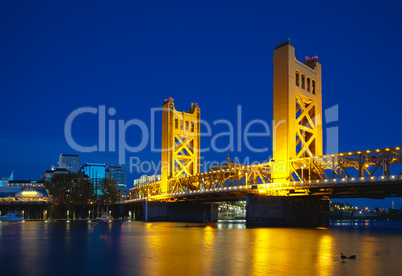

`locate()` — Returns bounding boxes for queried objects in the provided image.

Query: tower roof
[274,38,294,50]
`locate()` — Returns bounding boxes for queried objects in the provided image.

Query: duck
[340,253,348,260]
[348,255,356,259]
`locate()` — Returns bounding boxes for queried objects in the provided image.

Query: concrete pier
[136,201,218,222]
[246,194,329,227]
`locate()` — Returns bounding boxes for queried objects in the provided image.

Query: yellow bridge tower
[161,98,201,193]
[272,39,323,183]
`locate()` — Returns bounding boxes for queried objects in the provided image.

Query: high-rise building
[59,154,80,173]
[106,165,127,194]
[80,163,105,196]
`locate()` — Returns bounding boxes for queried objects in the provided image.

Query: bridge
[123,39,402,227]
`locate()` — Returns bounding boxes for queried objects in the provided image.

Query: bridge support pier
[246,194,329,227]
[137,201,218,223]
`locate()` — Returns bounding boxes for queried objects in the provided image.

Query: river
[0,220,401,275]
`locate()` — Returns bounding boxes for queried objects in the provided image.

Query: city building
[59,154,80,173]
[0,185,51,205]
[7,180,45,187]
[106,165,127,194]
[80,163,105,196]
[1,177,9,186]
[1,171,13,186]
[41,168,70,182]
[133,174,161,188]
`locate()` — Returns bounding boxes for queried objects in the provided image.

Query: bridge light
[358,151,361,154]
[376,149,380,152]
[397,147,400,150]
[349,152,352,155]
[386,148,390,151]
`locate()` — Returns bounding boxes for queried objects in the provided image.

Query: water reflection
[317,235,334,275]
[0,220,401,275]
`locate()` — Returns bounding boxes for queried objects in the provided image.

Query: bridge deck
[124,175,402,204]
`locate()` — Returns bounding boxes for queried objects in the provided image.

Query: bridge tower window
[312,80,316,95]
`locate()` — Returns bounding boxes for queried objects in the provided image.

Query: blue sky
[1,0,401,209]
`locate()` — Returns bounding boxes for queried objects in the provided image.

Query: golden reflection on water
[226,228,248,275]
[200,225,215,273]
[316,234,334,276]
[144,223,163,274]
[251,229,275,274]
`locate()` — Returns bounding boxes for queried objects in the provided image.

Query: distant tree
[45,172,94,205]
[45,173,71,205]
[70,173,94,205]
[100,178,119,205]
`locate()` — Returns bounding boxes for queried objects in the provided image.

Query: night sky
[1,0,401,209]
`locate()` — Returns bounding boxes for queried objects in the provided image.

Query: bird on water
[340,253,356,261]
[340,253,348,261]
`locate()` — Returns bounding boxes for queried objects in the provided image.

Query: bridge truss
[128,147,402,200]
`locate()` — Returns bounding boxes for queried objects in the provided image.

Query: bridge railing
[258,175,402,189]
